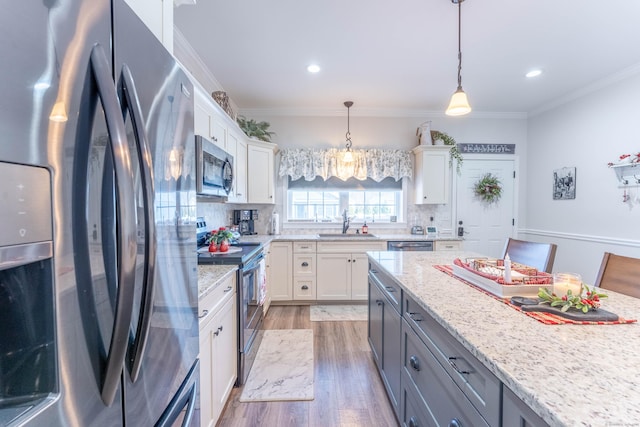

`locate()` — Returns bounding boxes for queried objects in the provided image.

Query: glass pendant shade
[445,88,471,116]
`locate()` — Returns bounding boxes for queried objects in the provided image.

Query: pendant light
[445,0,471,116]
[343,101,354,162]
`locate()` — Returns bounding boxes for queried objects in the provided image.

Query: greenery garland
[474,173,502,203]
[430,130,463,173]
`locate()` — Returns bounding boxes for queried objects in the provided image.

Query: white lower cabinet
[199,274,237,427]
[434,239,463,251]
[316,241,386,301]
[267,242,292,301]
[293,242,317,300]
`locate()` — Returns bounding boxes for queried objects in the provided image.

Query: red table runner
[434,265,637,325]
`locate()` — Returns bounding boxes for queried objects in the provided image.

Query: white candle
[553,273,582,297]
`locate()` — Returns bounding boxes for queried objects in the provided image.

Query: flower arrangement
[607,152,640,167]
[207,227,233,244]
[237,115,275,142]
[538,285,608,313]
[474,173,502,203]
[430,130,463,173]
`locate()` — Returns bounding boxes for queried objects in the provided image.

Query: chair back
[502,238,557,273]
[594,253,640,298]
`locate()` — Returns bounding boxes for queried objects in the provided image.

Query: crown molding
[173,28,225,94]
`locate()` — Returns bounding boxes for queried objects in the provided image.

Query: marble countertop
[197,264,237,299]
[367,250,640,427]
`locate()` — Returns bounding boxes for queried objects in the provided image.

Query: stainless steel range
[196,219,264,386]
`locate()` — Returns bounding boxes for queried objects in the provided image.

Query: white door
[456,158,516,258]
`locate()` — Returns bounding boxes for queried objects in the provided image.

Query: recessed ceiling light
[526,69,542,78]
[307,64,321,73]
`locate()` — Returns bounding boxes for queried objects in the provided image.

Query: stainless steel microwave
[195,135,234,201]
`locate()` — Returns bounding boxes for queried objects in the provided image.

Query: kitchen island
[368,250,640,426]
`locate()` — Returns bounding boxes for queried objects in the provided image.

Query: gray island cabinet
[367,251,640,427]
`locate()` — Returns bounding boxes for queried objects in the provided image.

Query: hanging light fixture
[343,101,354,162]
[445,0,472,116]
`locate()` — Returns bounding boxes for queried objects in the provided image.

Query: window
[287,177,404,223]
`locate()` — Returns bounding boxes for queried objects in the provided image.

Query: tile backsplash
[196,202,454,236]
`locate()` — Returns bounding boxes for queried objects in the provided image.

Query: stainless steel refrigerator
[0,0,199,425]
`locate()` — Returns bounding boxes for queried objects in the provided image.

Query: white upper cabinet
[226,130,247,203]
[194,85,250,202]
[247,140,277,204]
[412,145,452,205]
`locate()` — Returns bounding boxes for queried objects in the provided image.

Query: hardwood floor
[216,305,398,427]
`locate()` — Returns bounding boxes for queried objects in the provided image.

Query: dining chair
[594,252,640,298]
[501,238,558,273]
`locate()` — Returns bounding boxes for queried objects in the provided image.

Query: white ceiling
[174,0,640,116]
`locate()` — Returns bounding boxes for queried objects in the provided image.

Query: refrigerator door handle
[87,44,138,406]
[155,359,199,427]
[118,63,157,383]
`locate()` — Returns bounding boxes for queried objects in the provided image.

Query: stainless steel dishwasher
[386,240,434,251]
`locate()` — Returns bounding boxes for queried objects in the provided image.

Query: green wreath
[474,173,502,203]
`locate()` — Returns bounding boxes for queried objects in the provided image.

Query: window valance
[278,148,412,182]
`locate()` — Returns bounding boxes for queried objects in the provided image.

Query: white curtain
[278,148,412,182]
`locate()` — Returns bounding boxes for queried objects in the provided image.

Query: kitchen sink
[317,233,378,238]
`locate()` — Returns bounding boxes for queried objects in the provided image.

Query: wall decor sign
[458,143,516,154]
[553,167,576,200]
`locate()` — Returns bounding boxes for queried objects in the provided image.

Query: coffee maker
[233,209,258,235]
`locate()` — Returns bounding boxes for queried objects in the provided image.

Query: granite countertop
[197,264,237,299]
[235,233,462,244]
[367,250,640,426]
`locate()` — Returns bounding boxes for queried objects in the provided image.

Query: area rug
[239,329,314,402]
[310,304,368,321]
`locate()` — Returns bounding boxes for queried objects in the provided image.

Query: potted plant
[237,116,275,142]
[207,227,234,252]
[431,130,463,173]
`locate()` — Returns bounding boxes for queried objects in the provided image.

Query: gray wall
[525,71,640,282]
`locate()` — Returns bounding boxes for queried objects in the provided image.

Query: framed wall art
[553,167,576,200]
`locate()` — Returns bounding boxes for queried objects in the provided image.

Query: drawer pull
[301,285,309,290]
[408,312,423,322]
[198,309,209,319]
[448,419,462,427]
[409,355,420,371]
[300,246,309,249]
[448,357,470,375]
[409,416,419,427]
[301,262,309,267]
[375,299,383,306]
[384,286,396,292]
[370,269,378,274]
[223,286,232,293]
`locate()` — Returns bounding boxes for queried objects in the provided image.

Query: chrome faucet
[342,209,350,234]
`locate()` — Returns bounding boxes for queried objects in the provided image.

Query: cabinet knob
[301,262,309,267]
[198,309,209,319]
[301,285,309,290]
[409,355,420,371]
[352,258,356,263]
[347,259,351,262]
[448,419,462,427]
[409,417,419,427]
